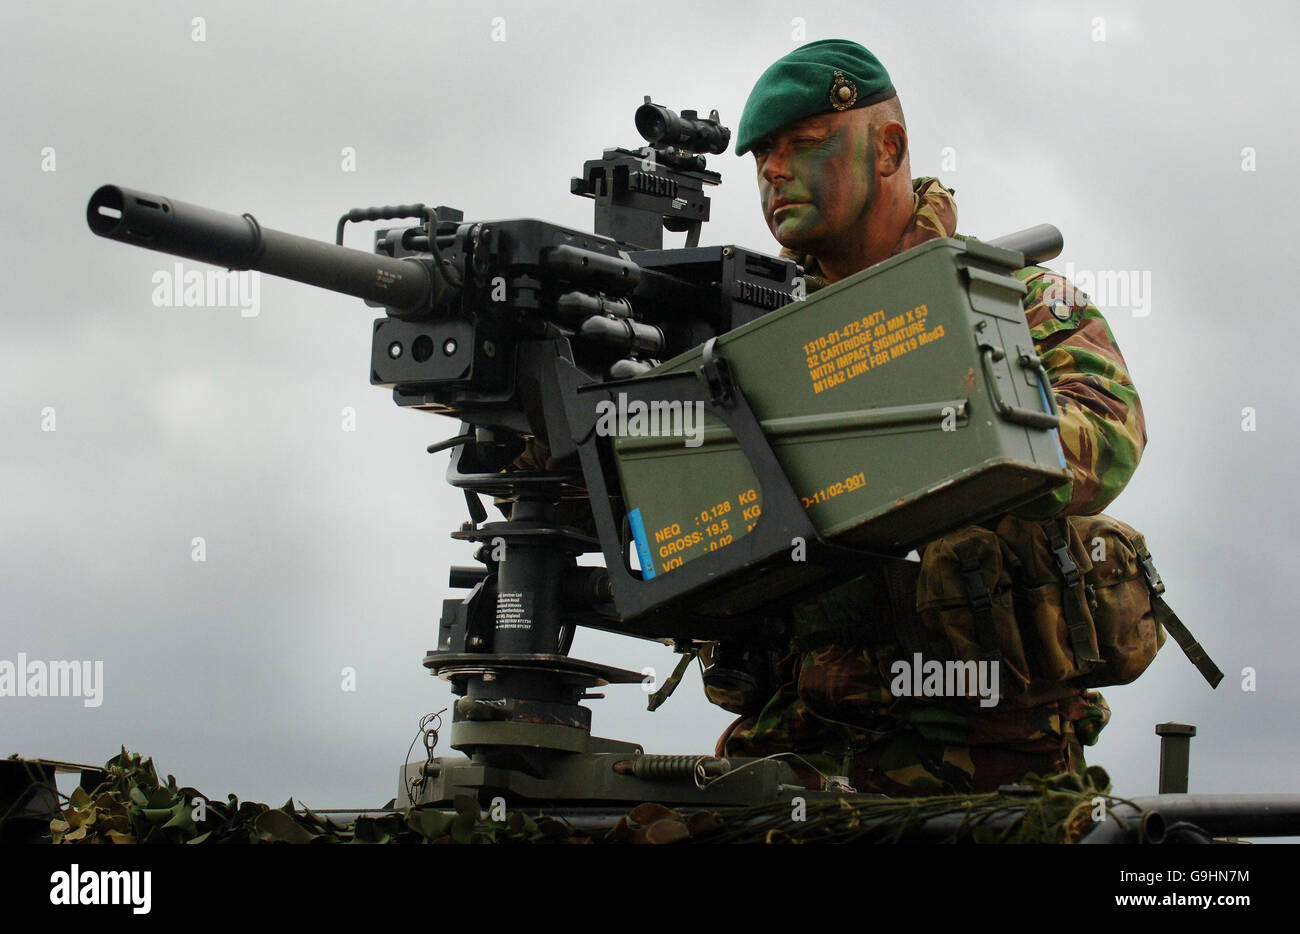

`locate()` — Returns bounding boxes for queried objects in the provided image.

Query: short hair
[872,93,906,133]
[869,94,908,167]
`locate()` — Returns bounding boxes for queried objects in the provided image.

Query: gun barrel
[87,185,434,313]
[985,224,1063,266]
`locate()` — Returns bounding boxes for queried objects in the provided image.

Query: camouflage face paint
[756,114,878,258]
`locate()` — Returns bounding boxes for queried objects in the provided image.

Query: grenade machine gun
[87,99,1070,808]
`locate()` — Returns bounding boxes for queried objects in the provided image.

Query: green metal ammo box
[612,236,1070,608]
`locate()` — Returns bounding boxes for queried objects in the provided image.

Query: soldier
[710,39,1147,795]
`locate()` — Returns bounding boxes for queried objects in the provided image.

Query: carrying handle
[979,341,1060,429]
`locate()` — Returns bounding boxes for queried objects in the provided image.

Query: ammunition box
[611,237,1069,607]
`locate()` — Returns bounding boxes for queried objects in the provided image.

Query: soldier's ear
[875,121,907,176]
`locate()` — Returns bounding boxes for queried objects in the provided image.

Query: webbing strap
[646,649,697,711]
[954,541,1002,661]
[1047,522,1104,665]
[1140,553,1223,689]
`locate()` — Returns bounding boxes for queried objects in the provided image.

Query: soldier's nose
[761,157,792,185]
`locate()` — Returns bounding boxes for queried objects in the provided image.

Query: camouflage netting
[6,749,1133,844]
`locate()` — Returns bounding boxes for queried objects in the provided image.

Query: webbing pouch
[1056,514,1161,686]
[1000,513,1220,689]
[995,515,1102,682]
[915,525,1032,697]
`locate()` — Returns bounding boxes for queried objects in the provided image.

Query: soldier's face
[752,112,875,254]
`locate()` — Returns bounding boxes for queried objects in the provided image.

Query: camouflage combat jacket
[716,177,1146,796]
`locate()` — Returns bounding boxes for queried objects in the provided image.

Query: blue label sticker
[627,508,656,580]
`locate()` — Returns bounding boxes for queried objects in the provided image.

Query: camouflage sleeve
[1010,268,1146,518]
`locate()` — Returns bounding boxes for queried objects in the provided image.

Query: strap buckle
[1048,529,1082,589]
[955,546,992,610]
[1139,553,1166,596]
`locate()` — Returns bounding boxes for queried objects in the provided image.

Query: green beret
[734,39,895,156]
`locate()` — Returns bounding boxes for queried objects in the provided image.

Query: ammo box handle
[979,342,1060,429]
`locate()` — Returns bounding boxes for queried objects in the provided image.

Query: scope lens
[635,104,670,144]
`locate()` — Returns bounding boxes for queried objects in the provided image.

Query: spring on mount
[629,755,730,781]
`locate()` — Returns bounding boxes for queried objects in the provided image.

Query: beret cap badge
[829,70,858,111]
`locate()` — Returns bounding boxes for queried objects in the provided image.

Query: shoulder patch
[1014,266,1098,341]
[1048,298,1075,322]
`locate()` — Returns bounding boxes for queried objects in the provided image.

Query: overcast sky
[3,0,1298,820]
